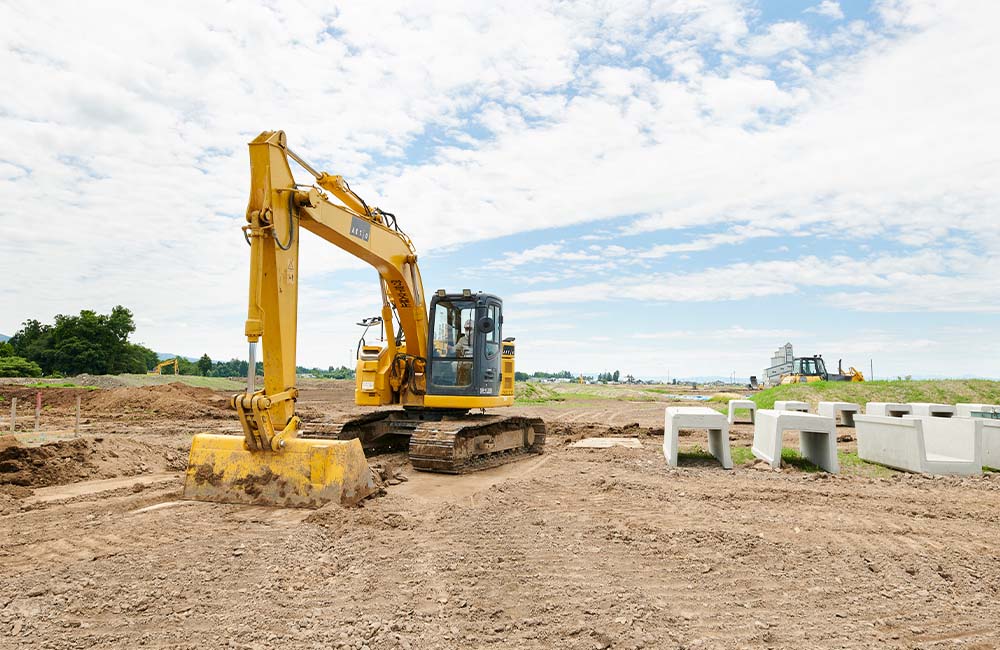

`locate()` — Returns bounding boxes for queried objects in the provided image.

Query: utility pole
[870,359,874,381]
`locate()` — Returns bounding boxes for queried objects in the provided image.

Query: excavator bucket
[181,434,376,508]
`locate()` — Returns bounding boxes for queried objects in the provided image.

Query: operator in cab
[455,319,474,385]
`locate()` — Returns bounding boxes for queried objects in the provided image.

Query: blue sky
[1,0,998,379]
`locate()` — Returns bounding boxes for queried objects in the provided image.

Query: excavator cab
[427,291,503,398]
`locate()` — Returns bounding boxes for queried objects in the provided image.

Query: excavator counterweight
[182,130,543,509]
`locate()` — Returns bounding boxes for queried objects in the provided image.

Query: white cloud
[2,0,999,375]
[876,0,951,29]
[743,21,812,58]
[512,249,998,313]
[806,1,845,20]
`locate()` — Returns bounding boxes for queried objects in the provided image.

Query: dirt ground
[2,381,999,649]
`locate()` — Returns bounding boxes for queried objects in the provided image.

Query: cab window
[431,300,474,388]
[485,304,500,358]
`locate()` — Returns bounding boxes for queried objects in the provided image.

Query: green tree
[324,365,355,379]
[0,341,14,358]
[0,356,43,377]
[197,354,213,376]
[10,306,147,375]
[612,370,620,382]
[177,357,198,375]
[9,319,54,372]
[210,358,249,377]
[130,344,160,372]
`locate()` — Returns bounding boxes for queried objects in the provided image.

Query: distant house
[764,343,794,385]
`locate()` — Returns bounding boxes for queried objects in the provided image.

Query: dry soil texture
[1,380,999,649]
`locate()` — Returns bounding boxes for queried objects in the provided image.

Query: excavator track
[408,415,546,473]
[302,412,545,473]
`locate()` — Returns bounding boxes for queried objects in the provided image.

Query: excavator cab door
[427,292,503,398]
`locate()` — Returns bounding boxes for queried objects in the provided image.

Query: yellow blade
[182,434,376,508]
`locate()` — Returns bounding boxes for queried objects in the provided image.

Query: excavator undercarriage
[310,411,546,473]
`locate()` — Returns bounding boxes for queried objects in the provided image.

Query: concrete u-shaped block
[909,403,957,418]
[866,402,912,417]
[817,401,860,427]
[773,400,809,413]
[956,403,1000,418]
[855,415,982,475]
[752,410,838,473]
[664,406,732,469]
[727,399,756,425]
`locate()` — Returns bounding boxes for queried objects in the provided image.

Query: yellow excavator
[182,131,545,508]
[148,358,179,375]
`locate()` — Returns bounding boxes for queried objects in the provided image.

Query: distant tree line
[134,356,356,379]
[2,306,156,377]
[513,369,574,381]
[1,306,357,379]
[510,369,626,383]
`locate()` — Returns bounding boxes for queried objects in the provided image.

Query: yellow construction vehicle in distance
[182,130,544,509]
[148,358,179,375]
[779,356,865,384]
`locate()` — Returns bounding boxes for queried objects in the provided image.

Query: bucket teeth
[182,434,376,508]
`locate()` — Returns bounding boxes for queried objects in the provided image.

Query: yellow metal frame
[422,394,514,409]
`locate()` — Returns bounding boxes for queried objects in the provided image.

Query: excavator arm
[182,130,434,507]
[236,130,429,453]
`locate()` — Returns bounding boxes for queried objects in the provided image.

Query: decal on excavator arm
[389,278,411,308]
[349,216,371,242]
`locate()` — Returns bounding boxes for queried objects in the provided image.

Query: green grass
[116,374,245,390]
[515,382,567,404]
[21,382,101,390]
[731,446,755,465]
[752,379,1000,410]
[777,448,821,472]
[708,392,743,403]
[837,450,898,478]
[681,445,901,477]
[515,381,675,404]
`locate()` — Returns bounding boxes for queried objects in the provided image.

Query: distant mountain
[157,352,198,362]
[0,333,9,342]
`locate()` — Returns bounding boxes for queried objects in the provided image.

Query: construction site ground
[2,379,999,649]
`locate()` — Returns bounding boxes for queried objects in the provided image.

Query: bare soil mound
[0,385,95,409]
[0,434,22,451]
[86,383,230,419]
[546,421,661,441]
[0,436,188,488]
[0,382,231,419]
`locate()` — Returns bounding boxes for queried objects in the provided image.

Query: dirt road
[2,382,1000,648]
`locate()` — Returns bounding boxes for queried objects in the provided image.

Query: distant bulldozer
[779,356,864,385]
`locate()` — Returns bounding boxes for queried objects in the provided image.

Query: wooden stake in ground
[34,391,41,432]
[75,395,82,436]
[9,397,15,433]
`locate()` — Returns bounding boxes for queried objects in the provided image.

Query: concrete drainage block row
[661,400,1000,476]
